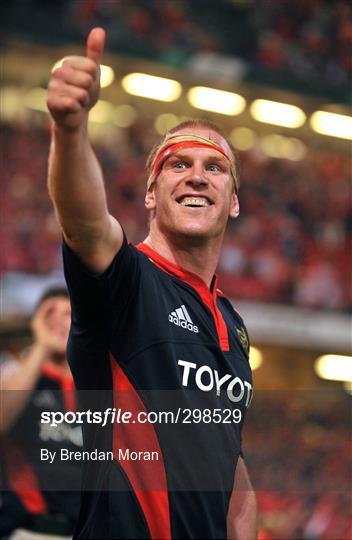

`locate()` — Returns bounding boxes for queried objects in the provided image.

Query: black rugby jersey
[0,365,81,536]
[63,236,252,540]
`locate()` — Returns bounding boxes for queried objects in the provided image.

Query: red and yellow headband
[147,134,239,192]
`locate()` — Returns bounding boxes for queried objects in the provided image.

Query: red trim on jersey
[136,243,229,351]
[109,354,171,540]
[3,440,47,515]
[41,364,76,412]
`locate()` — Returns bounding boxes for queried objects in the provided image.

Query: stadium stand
[244,391,351,538]
[1,0,351,101]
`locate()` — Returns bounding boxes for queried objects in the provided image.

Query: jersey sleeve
[62,235,141,387]
[62,234,140,329]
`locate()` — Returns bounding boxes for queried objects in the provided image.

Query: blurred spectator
[0,287,81,538]
[244,392,351,539]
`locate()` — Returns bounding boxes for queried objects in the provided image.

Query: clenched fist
[47,27,105,131]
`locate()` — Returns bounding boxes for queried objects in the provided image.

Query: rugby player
[47,27,257,539]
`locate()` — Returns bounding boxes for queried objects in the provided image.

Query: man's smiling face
[145,126,239,243]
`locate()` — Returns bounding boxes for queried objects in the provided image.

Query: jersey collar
[135,242,229,351]
[136,242,218,293]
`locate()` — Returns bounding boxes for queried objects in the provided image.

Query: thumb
[86,27,106,64]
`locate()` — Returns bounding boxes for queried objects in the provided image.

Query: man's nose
[186,164,208,186]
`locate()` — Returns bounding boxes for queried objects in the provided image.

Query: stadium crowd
[2,0,351,96]
[1,121,351,311]
[244,392,351,539]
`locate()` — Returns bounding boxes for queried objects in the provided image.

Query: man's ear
[229,192,240,219]
[145,184,156,210]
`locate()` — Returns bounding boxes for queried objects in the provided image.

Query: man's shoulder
[217,292,246,325]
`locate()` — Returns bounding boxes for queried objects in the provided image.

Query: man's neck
[143,229,223,288]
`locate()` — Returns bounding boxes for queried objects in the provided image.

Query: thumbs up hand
[47,28,105,131]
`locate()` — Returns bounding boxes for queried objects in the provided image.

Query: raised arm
[0,299,66,433]
[227,457,257,540]
[47,27,123,273]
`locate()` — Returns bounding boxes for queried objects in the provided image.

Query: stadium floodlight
[24,88,48,112]
[260,134,285,158]
[52,60,115,88]
[89,100,114,123]
[100,65,115,88]
[250,99,306,128]
[113,105,137,128]
[187,86,246,116]
[121,73,182,102]
[310,111,352,140]
[52,59,65,71]
[154,113,179,134]
[280,137,307,161]
[1,86,23,120]
[259,134,307,160]
[249,347,263,370]
[230,127,256,151]
[343,381,352,395]
[314,354,352,382]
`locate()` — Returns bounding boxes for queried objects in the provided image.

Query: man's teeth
[179,197,210,207]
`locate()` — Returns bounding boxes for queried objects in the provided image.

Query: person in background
[0,287,81,540]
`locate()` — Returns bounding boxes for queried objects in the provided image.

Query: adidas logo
[169,305,199,333]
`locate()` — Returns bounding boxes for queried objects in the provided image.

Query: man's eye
[173,162,188,169]
[207,164,221,172]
